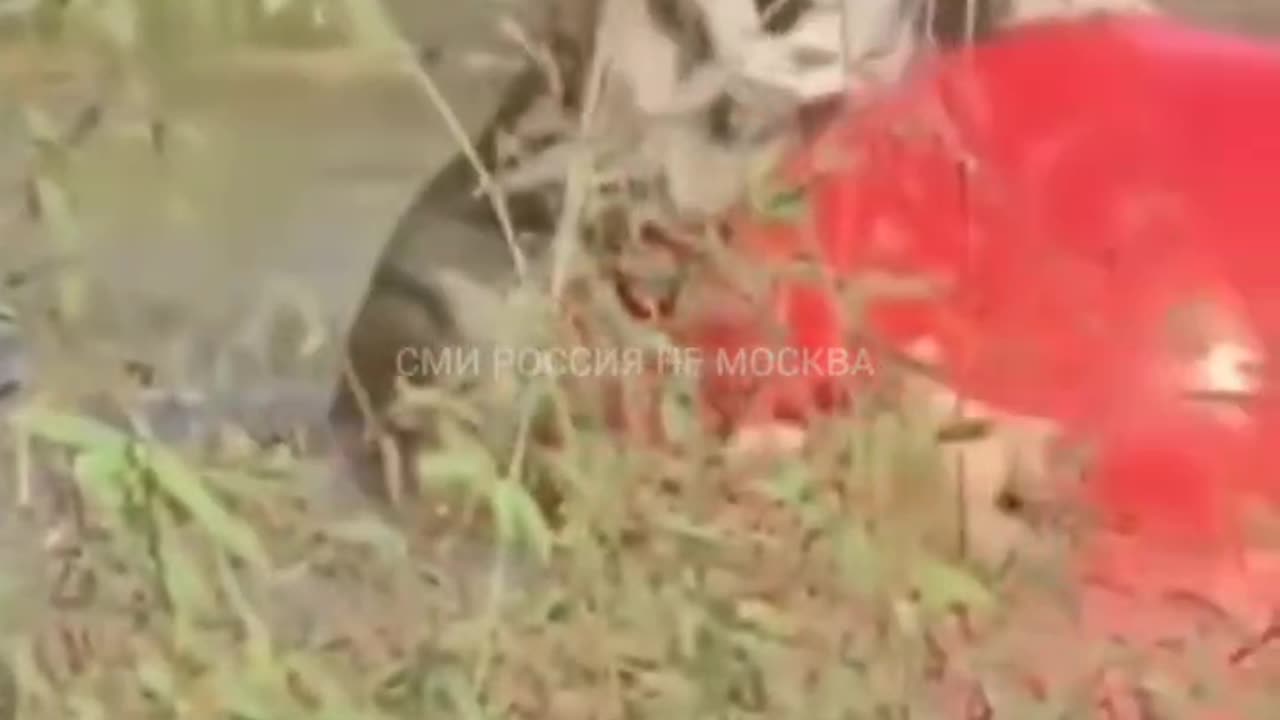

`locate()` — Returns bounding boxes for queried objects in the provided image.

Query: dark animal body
[330,0,1008,501]
[329,0,602,500]
[328,72,553,500]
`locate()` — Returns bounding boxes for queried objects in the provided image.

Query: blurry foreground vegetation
[1,1,1278,718]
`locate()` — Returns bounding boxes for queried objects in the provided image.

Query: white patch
[905,335,944,366]
[1194,341,1260,398]
[1007,0,1158,23]
[598,0,683,115]
[726,421,808,458]
[696,0,916,101]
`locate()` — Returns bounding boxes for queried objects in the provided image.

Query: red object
[728,15,1280,426]
[678,15,1280,596]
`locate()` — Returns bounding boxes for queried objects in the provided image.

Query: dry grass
[3,1,1280,718]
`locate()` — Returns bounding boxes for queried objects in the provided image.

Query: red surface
[675,14,1280,618]
[727,15,1280,425]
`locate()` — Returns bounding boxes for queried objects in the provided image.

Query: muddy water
[0,4,524,416]
[0,12,538,659]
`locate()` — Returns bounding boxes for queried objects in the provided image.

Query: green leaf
[489,481,552,563]
[418,438,501,493]
[758,461,814,508]
[158,523,217,617]
[72,444,131,512]
[144,446,271,571]
[744,142,810,223]
[15,409,128,454]
[759,185,809,222]
[911,556,996,616]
